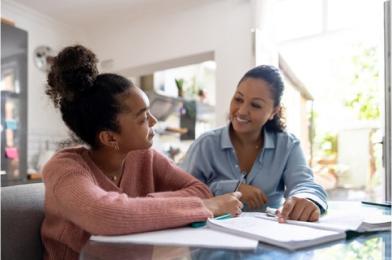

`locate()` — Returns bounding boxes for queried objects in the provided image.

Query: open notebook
[90,210,390,251]
[242,210,392,233]
[207,211,392,251]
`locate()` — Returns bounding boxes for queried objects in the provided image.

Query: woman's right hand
[238,184,268,209]
[202,192,243,217]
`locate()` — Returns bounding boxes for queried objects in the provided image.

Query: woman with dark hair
[181,65,327,223]
[40,45,242,260]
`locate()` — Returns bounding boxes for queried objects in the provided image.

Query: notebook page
[91,227,258,250]
[242,211,391,232]
[208,217,344,250]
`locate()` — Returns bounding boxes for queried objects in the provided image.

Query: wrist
[202,198,216,216]
[307,198,326,215]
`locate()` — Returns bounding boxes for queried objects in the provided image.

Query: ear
[269,105,281,120]
[97,130,118,149]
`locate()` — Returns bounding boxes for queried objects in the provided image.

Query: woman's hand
[276,197,320,223]
[202,192,243,217]
[238,184,268,209]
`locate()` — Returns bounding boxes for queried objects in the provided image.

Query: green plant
[344,45,380,120]
[319,133,337,157]
[175,78,184,97]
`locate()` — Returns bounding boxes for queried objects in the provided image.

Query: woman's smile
[235,116,251,124]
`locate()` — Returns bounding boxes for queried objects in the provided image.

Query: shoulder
[272,130,300,149]
[150,148,170,162]
[44,146,89,169]
[42,146,92,182]
[191,126,225,148]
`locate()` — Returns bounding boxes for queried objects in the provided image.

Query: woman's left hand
[276,196,320,223]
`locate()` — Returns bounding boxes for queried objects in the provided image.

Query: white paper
[90,227,258,250]
[242,211,392,233]
[207,216,345,250]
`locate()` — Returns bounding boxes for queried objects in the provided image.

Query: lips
[235,116,250,124]
[148,130,155,139]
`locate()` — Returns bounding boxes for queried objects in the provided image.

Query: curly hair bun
[47,45,98,106]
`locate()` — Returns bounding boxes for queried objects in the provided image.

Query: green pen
[192,175,243,228]
[214,213,232,220]
[191,213,232,228]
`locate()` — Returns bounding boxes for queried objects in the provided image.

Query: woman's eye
[234,97,243,103]
[139,114,148,123]
[252,103,261,109]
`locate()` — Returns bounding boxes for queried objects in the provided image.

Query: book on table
[206,211,391,251]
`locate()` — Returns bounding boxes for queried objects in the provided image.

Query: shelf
[1,90,20,98]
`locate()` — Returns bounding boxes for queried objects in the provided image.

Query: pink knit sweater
[41,147,213,260]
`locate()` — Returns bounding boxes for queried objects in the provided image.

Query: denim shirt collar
[220,123,276,153]
[220,124,233,149]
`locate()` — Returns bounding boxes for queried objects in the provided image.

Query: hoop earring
[112,142,119,151]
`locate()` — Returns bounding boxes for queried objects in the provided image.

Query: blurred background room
[1,0,391,206]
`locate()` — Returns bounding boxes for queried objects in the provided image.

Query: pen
[234,172,248,192]
[234,176,243,192]
[190,213,233,228]
[361,200,392,208]
[213,213,233,220]
[192,173,248,228]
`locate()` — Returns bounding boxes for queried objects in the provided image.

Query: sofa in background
[1,182,45,260]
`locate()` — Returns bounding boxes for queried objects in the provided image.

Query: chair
[1,183,45,260]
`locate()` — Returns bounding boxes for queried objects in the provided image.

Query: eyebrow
[235,91,267,103]
[135,106,149,117]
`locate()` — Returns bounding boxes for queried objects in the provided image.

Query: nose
[148,112,157,127]
[237,103,249,116]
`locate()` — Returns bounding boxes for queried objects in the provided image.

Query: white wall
[2,0,255,167]
[2,0,86,167]
[87,0,254,126]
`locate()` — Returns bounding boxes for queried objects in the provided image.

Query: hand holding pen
[193,188,243,228]
[202,192,243,217]
[234,173,246,192]
[192,175,246,228]
[236,172,268,209]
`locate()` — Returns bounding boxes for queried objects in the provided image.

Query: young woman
[40,45,242,260]
[181,65,327,223]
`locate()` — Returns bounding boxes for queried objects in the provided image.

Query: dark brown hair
[46,45,134,148]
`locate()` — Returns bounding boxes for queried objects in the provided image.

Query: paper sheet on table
[242,209,392,233]
[90,227,258,250]
[207,216,345,250]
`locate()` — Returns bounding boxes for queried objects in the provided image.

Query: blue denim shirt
[180,124,327,212]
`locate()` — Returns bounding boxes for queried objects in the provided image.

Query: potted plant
[175,78,184,97]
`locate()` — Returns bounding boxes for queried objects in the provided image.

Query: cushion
[1,183,45,260]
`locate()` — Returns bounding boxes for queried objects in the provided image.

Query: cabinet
[1,23,28,185]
